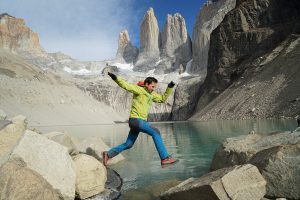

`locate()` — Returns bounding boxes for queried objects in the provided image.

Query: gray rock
[211,132,300,171]
[0,161,62,200]
[250,143,300,199]
[105,168,122,191]
[161,164,266,200]
[102,65,119,75]
[171,77,203,120]
[0,128,76,200]
[0,115,27,166]
[83,188,121,200]
[115,30,138,63]
[44,131,79,156]
[75,168,122,200]
[73,154,107,199]
[0,120,11,130]
[190,0,236,75]
[134,8,160,71]
[211,131,300,199]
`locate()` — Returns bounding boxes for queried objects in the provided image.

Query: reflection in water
[33,119,297,200]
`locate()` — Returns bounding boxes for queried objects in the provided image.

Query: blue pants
[108,118,169,160]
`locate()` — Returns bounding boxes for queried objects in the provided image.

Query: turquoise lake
[34,119,297,200]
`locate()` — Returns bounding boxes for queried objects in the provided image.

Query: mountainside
[0,11,202,123]
[191,0,300,120]
[0,48,126,125]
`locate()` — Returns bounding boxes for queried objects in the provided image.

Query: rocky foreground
[0,109,124,200]
[160,128,300,200]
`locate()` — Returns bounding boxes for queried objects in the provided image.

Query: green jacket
[115,76,173,120]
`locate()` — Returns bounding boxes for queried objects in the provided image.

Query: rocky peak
[161,13,190,57]
[139,7,160,54]
[116,30,138,63]
[0,13,45,55]
[118,30,130,50]
[153,13,192,74]
[134,7,160,71]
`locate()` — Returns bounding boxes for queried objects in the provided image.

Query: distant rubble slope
[0,48,64,84]
[78,75,175,122]
[190,0,300,120]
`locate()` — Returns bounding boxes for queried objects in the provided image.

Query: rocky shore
[160,128,300,200]
[0,109,123,200]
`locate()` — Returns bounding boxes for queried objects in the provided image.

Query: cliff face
[190,0,236,76]
[0,13,45,55]
[134,8,160,71]
[191,0,300,120]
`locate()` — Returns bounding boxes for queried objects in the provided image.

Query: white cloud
[0,0,140,61]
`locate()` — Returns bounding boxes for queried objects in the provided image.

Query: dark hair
[144,77,158,85]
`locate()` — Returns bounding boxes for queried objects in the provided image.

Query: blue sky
[0,0,206,61]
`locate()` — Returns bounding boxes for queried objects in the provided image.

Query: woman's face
[145,82,156,92]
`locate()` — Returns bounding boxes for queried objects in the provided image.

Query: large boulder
[77,136,125,165]
[44,131,79,155]
[211,131,300,171]
[82,168,123,200]
[171,77,203,120]
[250,143,300,199]
[0,124,76,200]
[73,154,107,199]
[211,131,300,199]
[0,115,27,166]
[160,164,266,200]
[0,161,63,200]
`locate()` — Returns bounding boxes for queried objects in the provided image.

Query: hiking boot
[102,151,109,167]
[161,156,178,166]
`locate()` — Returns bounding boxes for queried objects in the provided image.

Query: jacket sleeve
[152,87,173,103]
[114,76,144,95]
